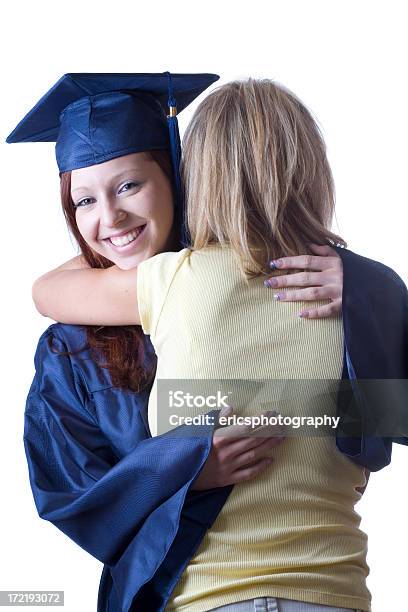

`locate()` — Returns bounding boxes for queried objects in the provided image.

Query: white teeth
[109,227,143,247]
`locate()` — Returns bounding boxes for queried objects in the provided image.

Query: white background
[0,1,407,610]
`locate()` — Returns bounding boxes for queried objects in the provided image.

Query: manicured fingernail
[298,311,307,318]
[273,293,283,300]
[269,260,282,269]
[264,279,271,287]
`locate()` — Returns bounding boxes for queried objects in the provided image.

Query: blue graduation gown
[23,246,408,611]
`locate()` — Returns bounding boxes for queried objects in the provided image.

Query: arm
[45,254,89,271]
[34,244,342,325]
[32,259,141,325]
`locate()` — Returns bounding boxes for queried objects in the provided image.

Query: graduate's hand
[190,407,286,490]
[264,243,343,319]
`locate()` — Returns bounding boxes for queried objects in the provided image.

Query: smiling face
[70,152,175,270]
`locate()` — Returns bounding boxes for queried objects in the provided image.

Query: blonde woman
[32,79,408,611]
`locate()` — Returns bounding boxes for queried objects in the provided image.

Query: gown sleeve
[335,246,408,471]
[23,326,218,574]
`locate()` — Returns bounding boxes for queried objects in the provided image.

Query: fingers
[221,426,285,459]
[298,298,342,319]
[264,271,324,288]
[270,285,340,303]
[211,409,287,486]
[216,404,233,427]
[229,457,275,484]
[270,252,338,272]
[265,246,343,316]
[230,435,285,469]
[214,409,278,442]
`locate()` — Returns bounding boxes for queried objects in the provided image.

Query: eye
[74,197,96,209]
[118,181,141,194]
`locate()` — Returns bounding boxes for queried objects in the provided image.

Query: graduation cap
[6,72,219,243]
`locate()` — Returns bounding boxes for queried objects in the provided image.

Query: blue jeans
[208,597,364,612]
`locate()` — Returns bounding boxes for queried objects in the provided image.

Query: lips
[106,225,146,247]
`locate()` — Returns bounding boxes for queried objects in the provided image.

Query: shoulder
[36,322,88,352]
[334,245,407,295]
[138,248,191,277]
[33,323,114,395]
[34,323,88,364]
[137,249,192,335]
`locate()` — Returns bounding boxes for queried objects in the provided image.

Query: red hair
[59,150,177,392]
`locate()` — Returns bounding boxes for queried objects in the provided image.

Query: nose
[99,197,127,228]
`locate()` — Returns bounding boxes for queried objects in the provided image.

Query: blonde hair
[182,78,346,276]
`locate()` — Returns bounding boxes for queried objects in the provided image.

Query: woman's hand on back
[190,407,286,490]
[264,243,343,319]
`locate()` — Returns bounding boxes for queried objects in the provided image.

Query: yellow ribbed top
[137,245,371,612]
